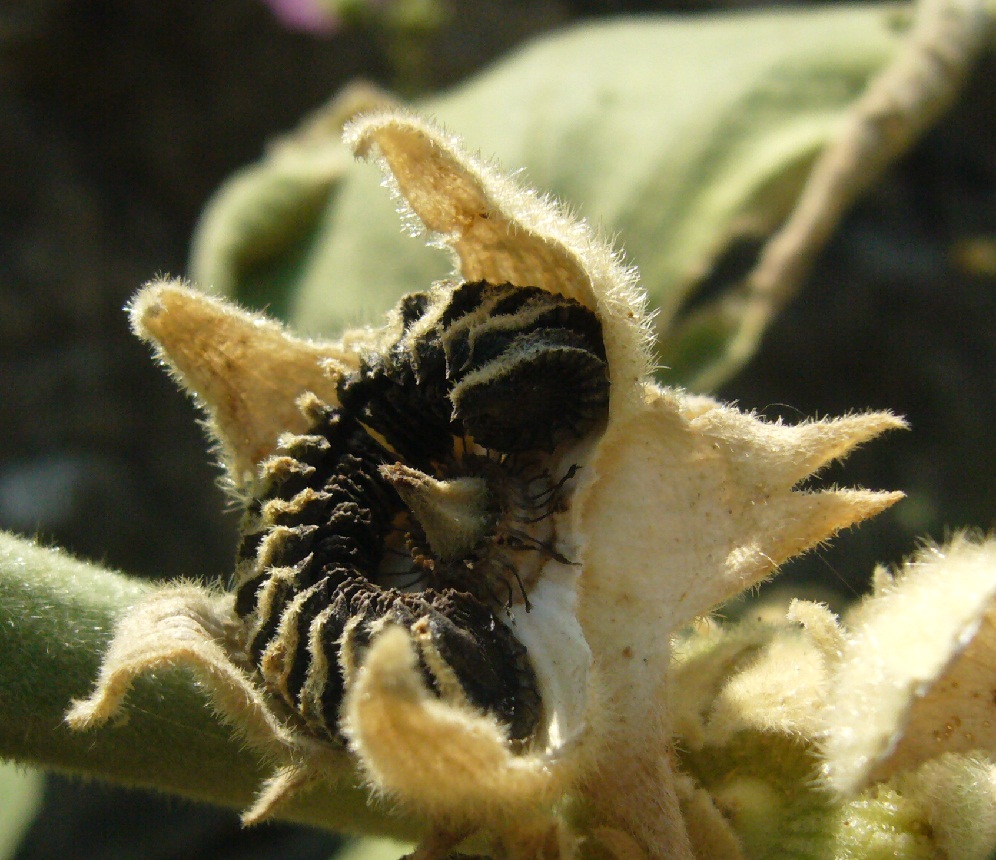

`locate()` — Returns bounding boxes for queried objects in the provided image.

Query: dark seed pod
[234,405,541,743]
[235,281,609,747]
[438,282,609,452]
[339,281,609,457]
[449,327,610,453]
[336,289,453,466]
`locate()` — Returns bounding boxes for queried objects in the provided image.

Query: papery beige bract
[66,110,904,860]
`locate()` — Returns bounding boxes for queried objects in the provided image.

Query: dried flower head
[66,110,904,860]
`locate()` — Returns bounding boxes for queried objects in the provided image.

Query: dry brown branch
[693,0,993,391]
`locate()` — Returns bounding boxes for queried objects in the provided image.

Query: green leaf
[0,532,417,839]
[190,6,904,385]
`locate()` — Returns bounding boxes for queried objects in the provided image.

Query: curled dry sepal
[66,111,906,860]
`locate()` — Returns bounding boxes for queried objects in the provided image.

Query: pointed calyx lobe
[580,391,905,647]
[129,280,351,485]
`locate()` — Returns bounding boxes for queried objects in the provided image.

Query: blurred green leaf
[191,6,903,386]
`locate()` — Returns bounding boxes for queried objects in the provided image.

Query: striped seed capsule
[234,281,610,745]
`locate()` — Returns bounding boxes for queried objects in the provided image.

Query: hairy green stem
[0,531,416,838]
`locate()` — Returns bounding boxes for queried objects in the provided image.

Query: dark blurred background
[1,0,993,857]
